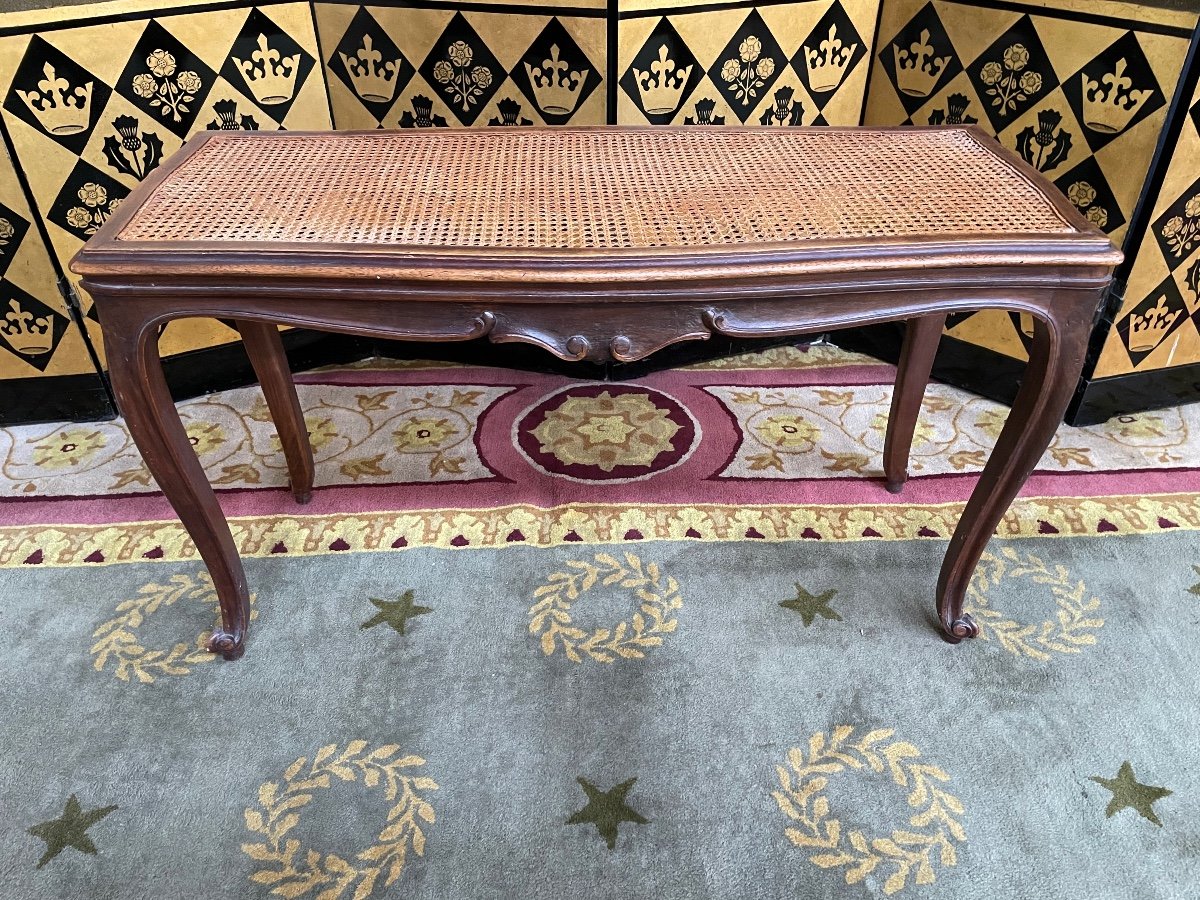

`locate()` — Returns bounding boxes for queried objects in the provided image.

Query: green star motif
[28,794,117,869]
[566,777,649,849]
[361,590,432,635]
[1090,761,1172,826]
[779,584,841,626]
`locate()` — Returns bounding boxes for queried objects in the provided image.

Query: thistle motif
[206,98,259,131]
[131,49,202,124]
[488,97,532,126]
[758,85,803,126]
[101,115,163,181]
[928,93,977,125]
[398,95,447,128]
[683,97,724,125]
[1015,109,1072,173]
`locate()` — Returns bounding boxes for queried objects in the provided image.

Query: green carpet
[2,533,1199,898]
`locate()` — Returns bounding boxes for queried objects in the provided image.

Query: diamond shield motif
[620,18,703,124]
[328,6,413,123]
[115,20,216,138]
[1063,31,1165,154]
[418,12,506,127]
[792,1,866,111]
[510,18,601,126]
[707,11,786,124]
[3,35,112,155]
[965,15,1058,135]
[219,7,315,125]
[877,3,961,117]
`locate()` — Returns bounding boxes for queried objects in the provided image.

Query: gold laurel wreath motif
[528,552,682,663]
[772,726,965,896]
[242,741,438,899]
[89,572,257,683]
[965,548,1103,660]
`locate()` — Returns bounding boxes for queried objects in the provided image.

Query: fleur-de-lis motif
[131,49,202,123]
[432,41,492,113]
[720,35,775,105]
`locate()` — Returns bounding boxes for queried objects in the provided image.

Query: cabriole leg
[935,297,1093,643]
[103,309,251,660]
[883,314,945,493]
[236,320,315,504]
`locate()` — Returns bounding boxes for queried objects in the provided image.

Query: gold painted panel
[616,0,881,126]
[313,2,607,130]
[0,141,97,380]
[0,1,332,364]
[1093,75,1200,378]
[863,0,1195,362]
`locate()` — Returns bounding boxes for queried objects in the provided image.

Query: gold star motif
[1090,761,1172,826]
[28,794,117,869]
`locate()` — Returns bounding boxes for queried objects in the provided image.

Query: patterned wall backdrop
[863,0,1196,364]
[1093,74,1200,380]
[617,0,880,127]
[313,1,607,130]
[0,0,331,376]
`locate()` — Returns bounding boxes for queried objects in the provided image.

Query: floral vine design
[978,43,1042,117]
[1066,181,1109,229]
[772,726,965,895]
[131,49,202,123]
[102,115,163,181]
[529,552,682,663]
[1015,109,1072,173]
[1161,193,1200,258]
[64,182,121,236]
[242,742,437,899]
[720,36,775,106]
[432,41,492,113]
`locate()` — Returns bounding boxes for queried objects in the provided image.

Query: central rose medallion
[515,384,698,481]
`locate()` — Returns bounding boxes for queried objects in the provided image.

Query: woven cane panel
[119,129,1074,249]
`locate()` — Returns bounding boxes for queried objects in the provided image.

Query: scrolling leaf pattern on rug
[242,742,437,899]
[772,726,965,895]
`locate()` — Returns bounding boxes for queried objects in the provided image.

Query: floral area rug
[1,344,1199,899]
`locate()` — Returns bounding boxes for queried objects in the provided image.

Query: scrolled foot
[207,629,245,661]
[940,613,979,645]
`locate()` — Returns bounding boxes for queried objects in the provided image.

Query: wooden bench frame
[72,126,1122,660]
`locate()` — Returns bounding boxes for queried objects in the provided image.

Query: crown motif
[893,29,950,99]
[804,24,857,93]
[17,62,93,136]
[233,34,300,106]
[1082,58,1152,134]
[339,35,401,103]
[1,298,52,356]
[1128,296,1180,353]
[524,44,587,115]
[634,45,692,116]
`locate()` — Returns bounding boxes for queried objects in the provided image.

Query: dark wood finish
[72,126,1122,659]
[884,314,946,493]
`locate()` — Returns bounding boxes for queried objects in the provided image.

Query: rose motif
[392,416,460,452]
[979,61,1003,86]
[756,58,775,79]
[432,60,453,84]
[1002,44,1029,71]
[1018,71,1042,95]
[176,70,202,94]
[0,219,13,240]
[739,36,762,63]
[1067,182,1096,208]
[1162,216,1184,237]
[132,73,158,98]
[447,41,473,67]
[471,67,492,89]
[66,208,92,230]
[1185,195,1200,218]
[1086,206,1108,227]
[721,59,741,83]
[147,49,176,78]
[754,414,820,450]
[108,197,122,212]
[77,183,107,208]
